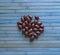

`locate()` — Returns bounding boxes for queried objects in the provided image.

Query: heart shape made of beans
[17,15,44,41]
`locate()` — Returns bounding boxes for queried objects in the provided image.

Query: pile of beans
[17,15,44,41]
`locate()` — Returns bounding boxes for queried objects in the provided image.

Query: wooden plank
[0,41,60,48]
[1,9,60,13]
[0,16,60,20]
[1,6,60,10]
[14,0,60,2]
[18,3,60,6]
[0,52,60,55]
[0,13,60,17]
[0,52,25,55]
[0,3,19,6]
[0,9,60,13]
[0,3,60,7]
[0,10,15,13]
[0,7,27,10]
[0,19,60,23]
[27,52,60,55]
[1,48,59,52]
[0,0,12,2]
[16,10,60,13]
[0,48,60,52]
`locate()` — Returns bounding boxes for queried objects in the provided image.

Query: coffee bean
[25,26,28,31]
[28,15,32,20]
[30,35,35,41]
[34,33,38,38]
[24,31,29,36]
[33,28,38,32]
[38,22,42,25]
[36,31,41,35]
[28,28,33,33]
[17,22,22,25]
[35,16,39,20]
[35,24,40,28]
[40,25,44,28]
[18,25,22,30]
[39,28,44,32]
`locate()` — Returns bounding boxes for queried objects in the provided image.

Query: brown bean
[40,25,44,28]
[21,18,25,22]
[38,22,42,25]
[33,28,38,32]
[34,33,38,38]
[24,31,29,36]
[39,28,44,32]
[35,25,40,28]
[25,27,28,31]
[36,31,41,35]
[18,25,22,30]
[28,28,33,33]
[23,15,27,20]
[28,15,32,20]
[22,28,25,34]
[34,16,39,20]
[30,35,35,41]
[22,23,25,28]
[17,22,22,25]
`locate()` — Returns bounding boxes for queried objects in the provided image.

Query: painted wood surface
[0,0,60,55]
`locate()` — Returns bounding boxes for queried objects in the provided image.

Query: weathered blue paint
[0,0,60,55]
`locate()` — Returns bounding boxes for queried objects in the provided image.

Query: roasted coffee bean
[31,22,35,29]
[28,22,31,26]
[35,24,40,28]
[33,28,38,32]
[25,20,28,23]
[28,15,32,20]
[17,22,22,25]
[39,28,44,32]
[21,18,24,22]
[18,25,22,30]
[35,16,39,20]
[34,21,38,25]
[24,31,29,36]
[28,33,33,37]
[23,15,27,20]
[22,28,25,34]
[25,26,28,31]
[40,25,44,28]
[34,33,38,38]
[28,28,33,33]
[37,22,42,25]
[36,31,41,35]
[27,17,31,22]
[30,35,35,41]
[22,23,25,28]
[28,23,32,29]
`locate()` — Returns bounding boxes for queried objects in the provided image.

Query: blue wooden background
[0,0,60,55]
